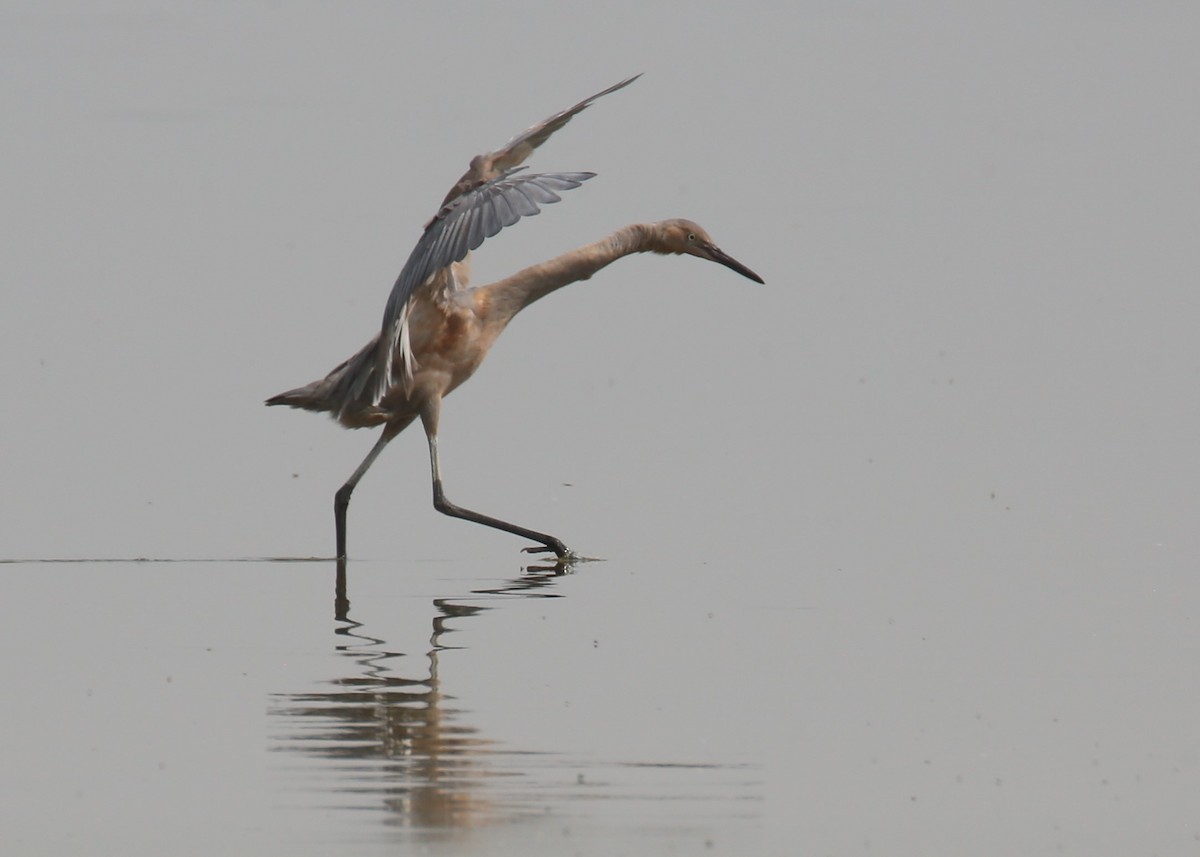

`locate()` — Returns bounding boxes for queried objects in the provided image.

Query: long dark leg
[420,401,570,559]
[334,420,409,560]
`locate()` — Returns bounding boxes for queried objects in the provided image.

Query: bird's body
[268,77,763,561]
[271,271,496,431]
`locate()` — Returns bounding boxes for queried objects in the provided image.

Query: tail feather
[264,381,325,410]
[266,336,384,424]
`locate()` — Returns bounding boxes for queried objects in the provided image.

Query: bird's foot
[522,540,573,562]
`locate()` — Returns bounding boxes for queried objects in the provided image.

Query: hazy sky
[0,1,1196,561]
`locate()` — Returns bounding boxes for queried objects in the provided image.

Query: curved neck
[474,223,655,325]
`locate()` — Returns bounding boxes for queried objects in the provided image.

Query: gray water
[3,3,1199,854]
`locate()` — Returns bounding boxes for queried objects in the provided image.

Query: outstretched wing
[353,76,641,406]
[371,169,595,402]
[438,74,640,206]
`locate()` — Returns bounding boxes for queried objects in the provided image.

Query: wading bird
[267,76,763,561]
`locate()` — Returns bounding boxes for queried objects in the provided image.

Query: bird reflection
[270,559,568,835]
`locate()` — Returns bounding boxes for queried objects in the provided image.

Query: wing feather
[437,75,640,206]
[373,169,595,401]
[489,74,641,174]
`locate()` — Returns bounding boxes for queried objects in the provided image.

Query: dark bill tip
[707,245,765,284]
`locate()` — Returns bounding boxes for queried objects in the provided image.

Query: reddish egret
[267,76,763,560]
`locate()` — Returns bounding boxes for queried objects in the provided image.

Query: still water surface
[2,558,763,855]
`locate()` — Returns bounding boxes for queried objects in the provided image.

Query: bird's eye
[687,233,697,243]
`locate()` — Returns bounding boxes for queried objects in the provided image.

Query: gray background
[3,2,1198,854]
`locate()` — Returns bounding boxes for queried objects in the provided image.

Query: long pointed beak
[703,243,765,284]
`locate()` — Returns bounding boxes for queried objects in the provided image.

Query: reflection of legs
[334,419,411,560]
[420,399,569,558]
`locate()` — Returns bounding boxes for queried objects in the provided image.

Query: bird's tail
[265,336,385,425]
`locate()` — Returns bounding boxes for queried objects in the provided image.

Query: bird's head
[654,219,764,283]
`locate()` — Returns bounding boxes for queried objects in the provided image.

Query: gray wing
[373,169,595,400]
[489,75,641,174]
[438,75,640,207]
